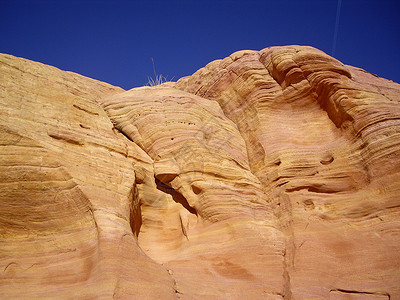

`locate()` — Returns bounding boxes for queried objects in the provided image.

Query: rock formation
[0,46,399,299]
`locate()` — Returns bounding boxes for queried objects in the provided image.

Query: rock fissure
[330,289,391,299]
[154,176,197,216]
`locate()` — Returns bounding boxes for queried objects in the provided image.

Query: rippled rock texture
[1,46,399,299]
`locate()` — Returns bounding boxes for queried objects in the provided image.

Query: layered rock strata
[0,46,399,299]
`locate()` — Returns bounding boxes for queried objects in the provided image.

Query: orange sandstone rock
[0,46,399,299]
[0,54,175,299]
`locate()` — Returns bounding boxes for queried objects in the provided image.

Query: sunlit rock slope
[1,46,399,299]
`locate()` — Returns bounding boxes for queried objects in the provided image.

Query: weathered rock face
[0,46,399,299]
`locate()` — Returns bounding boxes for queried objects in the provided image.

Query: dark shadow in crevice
[131,202,142,237]
[155,177,197,215]
[316,94,354,129]
[129,185,142,238]
[192,185,202,195]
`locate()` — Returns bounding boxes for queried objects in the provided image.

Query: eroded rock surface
[1,46,399,299]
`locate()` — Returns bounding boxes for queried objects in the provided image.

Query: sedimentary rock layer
[0,54,175,299]
[0,46,399,299]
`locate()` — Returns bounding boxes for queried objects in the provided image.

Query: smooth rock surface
[0,46,399,299]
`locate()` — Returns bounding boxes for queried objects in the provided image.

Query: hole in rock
[79,123,90,129]
[320,156,334,165]
[132,206,142,236]
[303,199,315,210]
[131,203,142,237]
[155,177,197,215]
[192,185,202,195]
[129,186,142,238]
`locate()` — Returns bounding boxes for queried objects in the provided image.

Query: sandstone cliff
[0,46,399,299]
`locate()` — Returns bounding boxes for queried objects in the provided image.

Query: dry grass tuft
[147,58,172,86]
[147,74,168,86]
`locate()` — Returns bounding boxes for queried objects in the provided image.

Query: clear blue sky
[1,0,399,89]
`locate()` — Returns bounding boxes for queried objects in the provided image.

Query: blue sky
[1,0,399,89]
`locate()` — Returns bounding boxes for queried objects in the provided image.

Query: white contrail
[332,0,342,57]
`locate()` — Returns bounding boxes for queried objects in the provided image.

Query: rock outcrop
[0,46,399,299]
